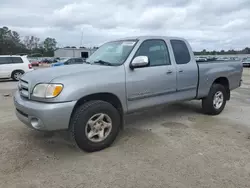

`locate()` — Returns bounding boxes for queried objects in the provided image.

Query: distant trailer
[54,48,95,58]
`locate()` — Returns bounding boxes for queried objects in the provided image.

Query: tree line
[194,48,250,56]
[0,26,57,57]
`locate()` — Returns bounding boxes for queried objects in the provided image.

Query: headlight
[32,84,63,98]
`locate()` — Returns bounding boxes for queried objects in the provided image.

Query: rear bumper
[14,91,76,131]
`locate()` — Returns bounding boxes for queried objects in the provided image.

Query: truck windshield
[87,40,137,66]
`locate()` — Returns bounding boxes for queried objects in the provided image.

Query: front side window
[87,40,137,66]
[170,40,191,64]
[134,39,171,66]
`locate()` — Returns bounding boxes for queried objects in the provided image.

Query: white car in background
[0,55,33,81]
[195,56,207,62]
[242,57,250,67]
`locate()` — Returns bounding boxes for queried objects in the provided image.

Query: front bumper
[14,91,76,131]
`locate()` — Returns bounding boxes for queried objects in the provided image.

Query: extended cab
[14,36,243,152]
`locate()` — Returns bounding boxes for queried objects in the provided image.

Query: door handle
[179,70,184,73]
[166,70,173,74]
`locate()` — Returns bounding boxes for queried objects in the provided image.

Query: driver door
[126,39,177,112]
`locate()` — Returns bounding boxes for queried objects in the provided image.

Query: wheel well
[213,77,230,100]
[70,93,124,129]
[11,69,24,77]
[71,92,123,117]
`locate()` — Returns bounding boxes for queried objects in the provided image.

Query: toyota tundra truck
[14,36,243,152]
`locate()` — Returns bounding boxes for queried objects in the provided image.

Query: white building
[54,48,95,58]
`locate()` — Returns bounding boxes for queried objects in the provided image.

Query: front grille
[19,79,29,99]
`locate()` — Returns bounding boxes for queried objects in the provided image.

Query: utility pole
[79,30,83,48]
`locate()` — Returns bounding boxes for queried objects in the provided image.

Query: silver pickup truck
[14,36,243,152]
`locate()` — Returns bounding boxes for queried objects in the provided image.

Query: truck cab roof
[114,36,187,42]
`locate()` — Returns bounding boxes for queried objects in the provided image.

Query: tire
[11,70,24,81]
[202,84,227,115]
[70,100,121,152]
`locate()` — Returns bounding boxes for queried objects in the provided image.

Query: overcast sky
[1,0,250,50]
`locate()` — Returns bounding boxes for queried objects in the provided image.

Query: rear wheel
[70,100,121,152]
[12,70,24,81]
[202,84,227,115]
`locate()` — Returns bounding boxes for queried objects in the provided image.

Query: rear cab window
[170,40,191,64]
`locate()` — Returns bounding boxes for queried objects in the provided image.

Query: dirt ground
[1,69,250,188]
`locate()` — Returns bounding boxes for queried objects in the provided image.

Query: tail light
[28,64,32,69]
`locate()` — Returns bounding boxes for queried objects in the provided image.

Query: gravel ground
[0,69,250,188]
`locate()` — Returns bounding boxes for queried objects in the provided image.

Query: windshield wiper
[93,60,114,66]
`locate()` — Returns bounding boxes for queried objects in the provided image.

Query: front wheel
[70,100,121,152]
[202,84,227,115]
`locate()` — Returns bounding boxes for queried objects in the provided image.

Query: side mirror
[130,56,149,69]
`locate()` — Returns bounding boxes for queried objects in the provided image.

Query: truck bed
[196,60,243,99]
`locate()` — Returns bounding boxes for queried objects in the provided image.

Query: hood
[21,64,116,88]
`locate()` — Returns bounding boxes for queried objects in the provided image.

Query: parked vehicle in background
[40,58,58,64]
[229,57,240,61]
[28,57,40,67]
[51,58,69,66]
[217,57,230,61]
[28,57,59,67]
[30,61,40,67]
[14,36,243,152]
[195,56,207,62]
[242,57,250,67]
[0,55,33,81]
[51,58,85,67]
[52,57,60,62]
[222,57,230,61]
[206,57,217,61]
